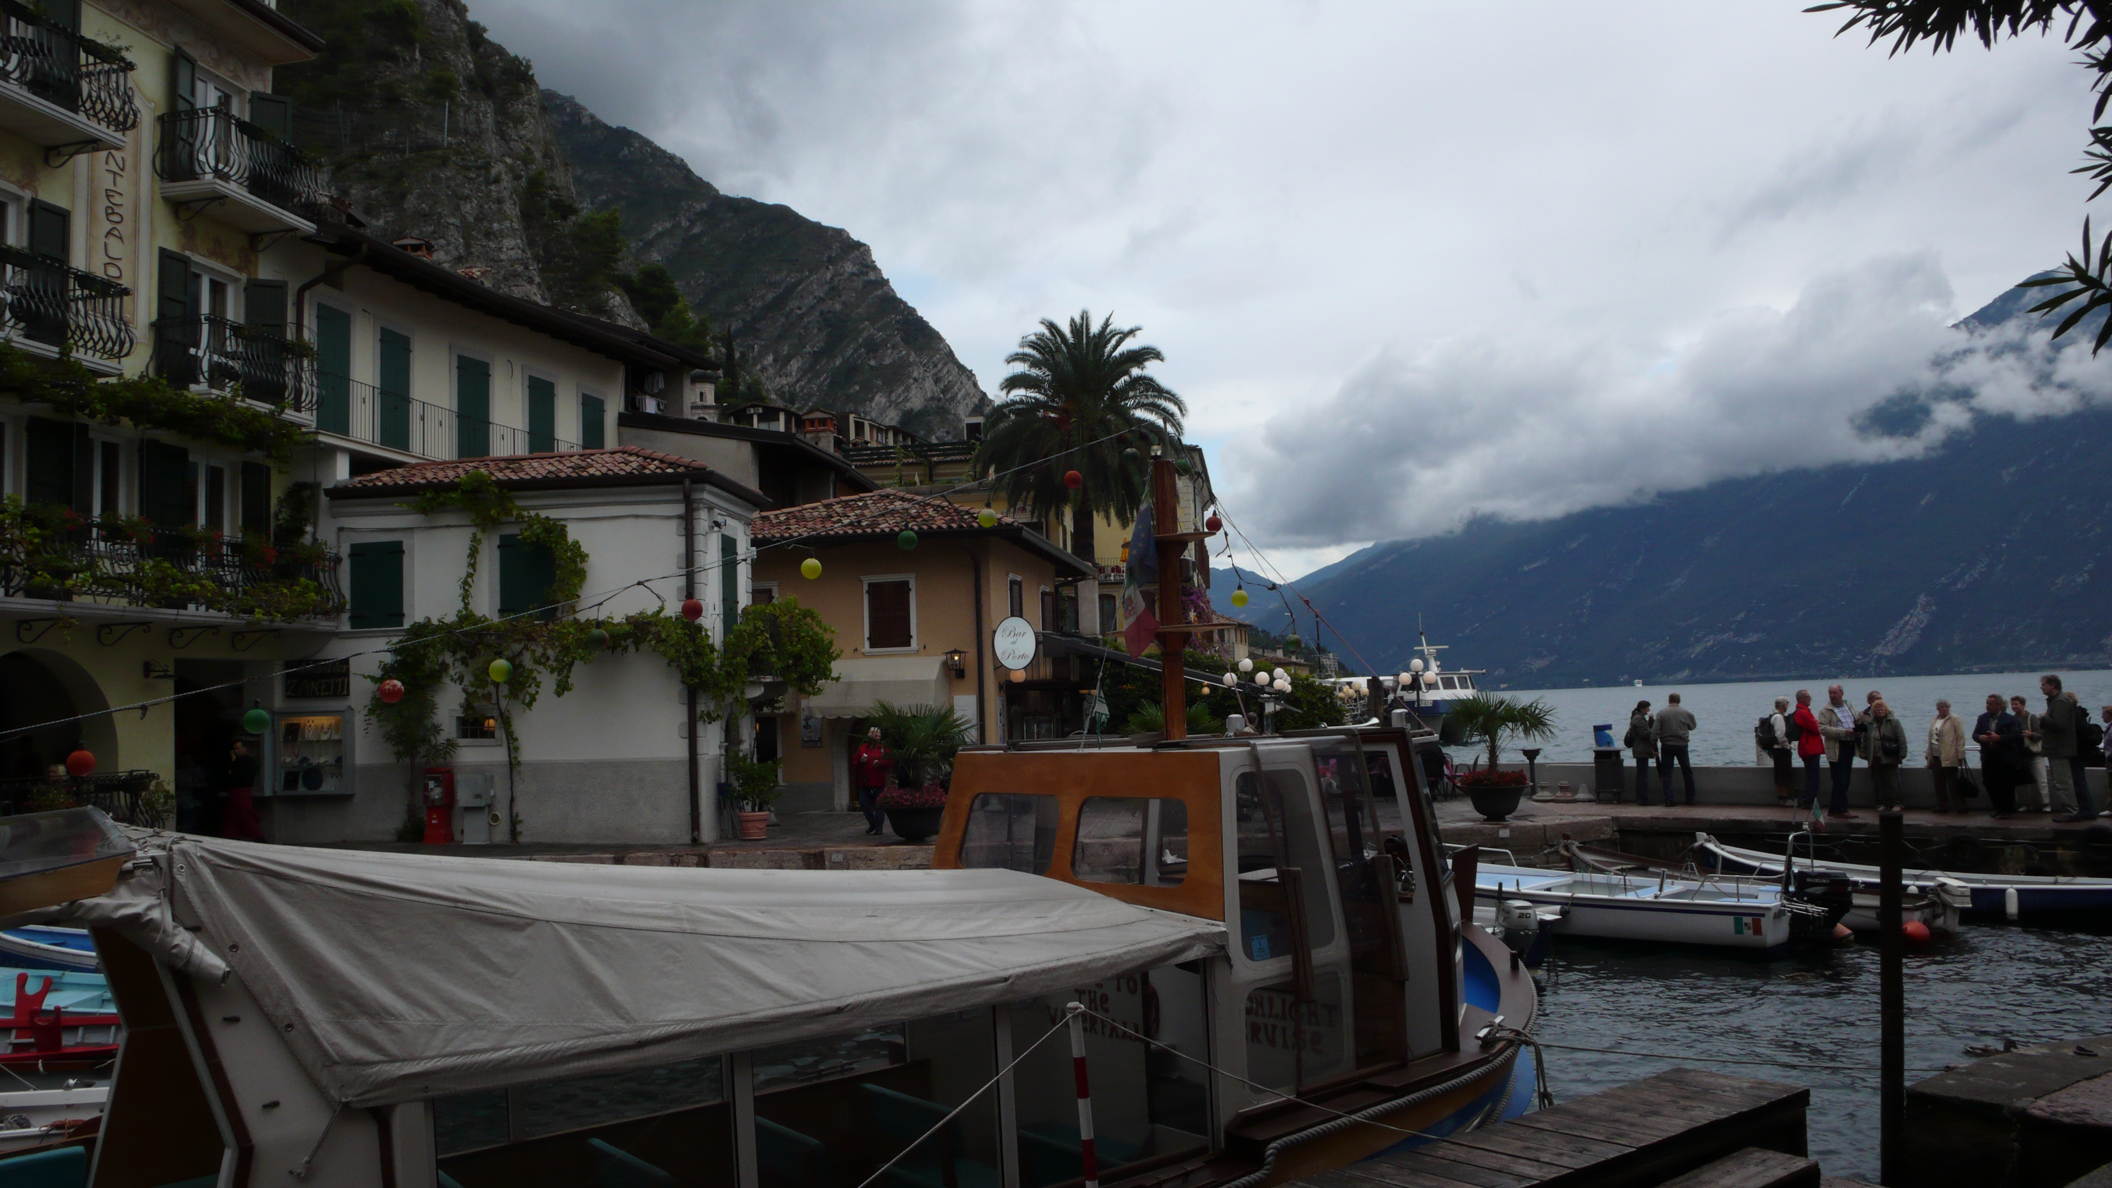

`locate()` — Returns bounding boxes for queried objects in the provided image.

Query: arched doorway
[0,649,117,790]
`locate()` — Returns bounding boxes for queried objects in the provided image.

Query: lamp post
[1521,747,1542,798]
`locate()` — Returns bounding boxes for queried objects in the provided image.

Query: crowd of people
[1619,675,2112,823]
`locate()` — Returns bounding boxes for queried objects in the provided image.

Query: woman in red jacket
[852,727,893,835]
[1792,691,1830,821]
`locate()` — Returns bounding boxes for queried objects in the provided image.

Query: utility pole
[1880,806,1904,1184]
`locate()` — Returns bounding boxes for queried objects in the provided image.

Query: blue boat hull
[0,927,99,972]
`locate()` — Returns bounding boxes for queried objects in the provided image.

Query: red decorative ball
[1205,515,1223,534]
[64,749,95,778]
[377,679,405,705]
[1064,469,1083,490]
[1902,921,1932,946]
[681,597,704,622]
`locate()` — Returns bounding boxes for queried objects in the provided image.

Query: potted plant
[725,749,783,840]
[1447,694,1557,822]
[868,700,973,842]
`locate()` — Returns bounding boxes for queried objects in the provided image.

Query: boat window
[1243,972,1352,1092]
[958,793,1059,874]
[1234,769,1337,962]
[1440,675,1459,691]
[433,1058,731,1181]
[1012,965,1210,1186]
[1071,797,1188,886]
[752,1013,998,1188]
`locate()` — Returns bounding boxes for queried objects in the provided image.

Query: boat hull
[0,927,98,973]
[1476,865,1798,950]
[1697,836,2112,920]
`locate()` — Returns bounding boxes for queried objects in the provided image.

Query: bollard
[1066,1003,1099,1188]
[1880,807,1904,1185]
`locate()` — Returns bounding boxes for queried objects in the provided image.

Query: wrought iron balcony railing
[0,242,133,360]
[151,314,313,410]
[156,107,327,216]
[316,370,580,458]
[0,529,344,618]
[0,0,137,136]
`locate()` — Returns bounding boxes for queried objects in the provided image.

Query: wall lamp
[943,648,968,678]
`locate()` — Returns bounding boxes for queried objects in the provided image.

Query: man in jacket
[1818,684,1859,817]
[1974,693,2025,818]
[1926,700,1968,813]
[852,726,893,835]
[2012,694,2050,812]
[1654,694,1698,806]
[1793,691,1832,818]
[2029,675,2094,822]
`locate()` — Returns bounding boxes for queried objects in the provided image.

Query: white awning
[800,654,950,718]
[67,835,1222,1109]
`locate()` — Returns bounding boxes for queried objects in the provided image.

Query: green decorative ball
[1285,633,1302,651]
[801,557,822,580]
[241,707,271,735]
[585,628,609,652]
[897,530,918,551]
[977,508,999,528]
[488,657,512,685]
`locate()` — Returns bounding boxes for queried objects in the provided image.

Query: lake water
[1459,669,2112,766]
[1533,921,2112,1181]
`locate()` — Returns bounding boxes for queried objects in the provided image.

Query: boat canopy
[43,835,1224,1109]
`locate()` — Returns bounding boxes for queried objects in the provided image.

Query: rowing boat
[1694,832,2112,920]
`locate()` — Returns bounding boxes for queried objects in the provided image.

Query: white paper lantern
[1223,672,1237,687]
[1254,672,1271,687]
[1409,658,1425,673]
[1274,678,1291,693]
[1273,668,1288,682]
[1238,658,1254,673]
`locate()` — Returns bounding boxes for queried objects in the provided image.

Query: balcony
[0,0,137,156]
[151,313,313,410]
[317,370,580,459]
[0,522,344,621]
[0,243,134,362]
[156,107,327,233]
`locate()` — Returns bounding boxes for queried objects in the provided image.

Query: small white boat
[1564,841,1968,935]
[1470,859,1852,951]
[1695,833,2112,921]
[0,1084,106,1151]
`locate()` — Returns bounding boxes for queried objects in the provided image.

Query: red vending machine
[421,767,455,844]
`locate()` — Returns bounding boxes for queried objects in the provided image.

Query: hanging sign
[992,616,1037,670]
[283,659,350,699]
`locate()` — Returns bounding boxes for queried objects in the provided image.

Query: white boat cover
[103,836,1223,1109]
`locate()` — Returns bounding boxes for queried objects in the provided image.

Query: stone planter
[735,810,769,840]
[885,806,945,842]
[1464,784,1525,822]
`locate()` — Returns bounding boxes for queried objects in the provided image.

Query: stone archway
[0,648,118,781]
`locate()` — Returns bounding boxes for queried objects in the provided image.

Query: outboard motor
[1497,900,1550,967]
[1783,871,1855,945]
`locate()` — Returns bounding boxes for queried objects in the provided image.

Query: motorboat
[1693,833,2112,921]
[1465,854,1852,952]
[1563,841,1968,935]
[0,728,1538,1188]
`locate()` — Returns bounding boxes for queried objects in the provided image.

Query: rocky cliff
[544,92,988,441]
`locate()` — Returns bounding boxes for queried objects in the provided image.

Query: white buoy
[2005,886,2020,922]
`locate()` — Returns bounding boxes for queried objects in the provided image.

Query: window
[580,392,605,449]
[719,533,738,636]
[1234,769,1337,960]
[1007,575,1023,619]
[96,442,120,516]
[204,465,227,534]
[864,576,913,651]
[434,1058,726,1162]
[752,583,777,606]
[754,716,781,764]
[137,440,190,527]
[497,532,557,621]
[526,374,556,453]
[1039,586,1053,630]
[239,462,270,534]
[958,793,1058,873]
[456,354,491,459]
[1100,592,1117,629]
[24,417,85,512]
[313,304,352,436]
[1072,797,1188,885]
[347,541,404,629]
[455,713,497,740]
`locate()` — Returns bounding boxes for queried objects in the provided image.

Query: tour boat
[1387,629,1485,746]
[1469,858,1853,952]
[1693,833,2112,921]
[0,727,1538,1188]
[1563,841,1967,935]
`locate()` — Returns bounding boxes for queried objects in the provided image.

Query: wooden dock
[1281,1068,1811,1188]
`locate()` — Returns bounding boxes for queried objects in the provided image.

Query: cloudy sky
[474,0,2100,578]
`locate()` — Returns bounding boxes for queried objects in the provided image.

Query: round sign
[991,616,1037,670]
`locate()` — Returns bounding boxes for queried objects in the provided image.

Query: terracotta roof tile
[332,448,714,492]
[752,489,1016,542]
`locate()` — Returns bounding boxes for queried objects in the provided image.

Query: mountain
[275,0,985,437]
[1259,285,2112,686]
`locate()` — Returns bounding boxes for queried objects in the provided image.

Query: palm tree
[1447,694,1558,775]
[978,311,1187,570]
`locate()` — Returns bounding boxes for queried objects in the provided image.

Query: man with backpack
[1757,698,1794,805]
[1792,690,1831,818]
[2027,675,2096,822]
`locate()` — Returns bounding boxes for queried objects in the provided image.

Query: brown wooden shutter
[866,580,912,649]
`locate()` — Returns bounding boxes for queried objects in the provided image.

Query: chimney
[800,412,839,454]
[392,236,435,260]
[963,415,984,442]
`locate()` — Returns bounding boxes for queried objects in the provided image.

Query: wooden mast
[1153,454,1188,739]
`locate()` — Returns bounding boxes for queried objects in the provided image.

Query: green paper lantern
[1285,633,1302,651]
[585,628,609,652]
[977,508,998,529]
[897,530,918,551]
[241,707,270,735]
[801,557,822,580]
[489,657,512,685]
[1230,588,1249,608]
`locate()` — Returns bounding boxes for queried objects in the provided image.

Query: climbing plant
[0,341,311,464]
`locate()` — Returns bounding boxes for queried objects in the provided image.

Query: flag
[1121,502,1158,657]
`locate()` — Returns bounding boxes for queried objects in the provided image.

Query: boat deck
[1281,1067,1808,1188]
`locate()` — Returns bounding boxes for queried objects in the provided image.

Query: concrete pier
[1900,1034,2112,1188]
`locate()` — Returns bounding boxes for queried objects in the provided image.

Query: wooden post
[1880,806,1904,1185]
[1153,456,1187,739]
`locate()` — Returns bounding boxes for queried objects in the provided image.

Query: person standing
[1655,693,1698,806]
[1974,693,2025,818]
[1925,700,1968,813]
[2012,694,2050,812]
[1626,700,1658,805]
[1859,700,1908,809]
[1819,684,1859,816]
[852,726,893,836]
[1792,690,1830,817]
[1761,697,1794,806]
[221,740,264,841]
[2029,675,2094,822]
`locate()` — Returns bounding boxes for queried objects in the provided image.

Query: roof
[842,439,976,466]
[617,411,878,493]
[752,489,1093,576]
[324,447,769,508]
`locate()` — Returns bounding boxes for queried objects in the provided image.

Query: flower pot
[735,810,769,840]
[885,806,945,842]
[1466,785,1524,823]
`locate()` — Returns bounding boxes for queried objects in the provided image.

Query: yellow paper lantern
[801,557,822,580]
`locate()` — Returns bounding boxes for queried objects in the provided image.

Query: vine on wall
[0,341,311,464]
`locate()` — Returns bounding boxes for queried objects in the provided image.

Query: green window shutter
[378,327,411,451]
[496,533,557,621]
[579,393,605,449]
[456,355,490,459]
[244,280,286,335]
[156,249,190,322]
[314,304,351,436]
[720,533,738,636]
[138,440,190,526]
[248,92,292,139]
[24,418,73,508]
[527,375,556,453]
[171,48,194,114]
[28,201,67,263]
[347,540,404,629]
[239,462,271,534]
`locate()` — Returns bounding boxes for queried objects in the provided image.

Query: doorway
[174,659,244,835]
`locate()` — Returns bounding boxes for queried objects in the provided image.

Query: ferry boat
[1386,629,1485,746]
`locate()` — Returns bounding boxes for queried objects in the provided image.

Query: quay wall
[1530,761,2110,809]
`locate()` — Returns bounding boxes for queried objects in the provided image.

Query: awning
[800,655,949,718]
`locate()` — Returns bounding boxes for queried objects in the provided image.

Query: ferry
[1385,629,1485,747]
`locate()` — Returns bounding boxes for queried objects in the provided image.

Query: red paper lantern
[64,749,95,778]
[377,679,405,705]
[681,597,704,621]
[1064,469,1083,490]
[1205,515,1223,534]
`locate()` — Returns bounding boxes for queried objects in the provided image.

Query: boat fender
[1903,921,1932,946]
[2004,886,2020,922]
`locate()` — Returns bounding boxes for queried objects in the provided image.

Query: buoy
[1063,469,1082,489]
[488,657,512,685]
[800,557,822,580]
[897,530,918,551]
[681,597,703,621]
[377,678,405,705]
[1832,923,1855,944]
[584,628,609,651]
[2005,886,2020,922]
[64,749,94,778]
[1903,920,1932,945]
[241,707,271,735]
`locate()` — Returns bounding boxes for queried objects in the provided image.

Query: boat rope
[1534,1040,1951,1074]
[289,1101,344,1180]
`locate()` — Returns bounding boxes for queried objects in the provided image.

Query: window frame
[860,572,918,654]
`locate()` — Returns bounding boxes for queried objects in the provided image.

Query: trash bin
[1593,747,1626,803]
